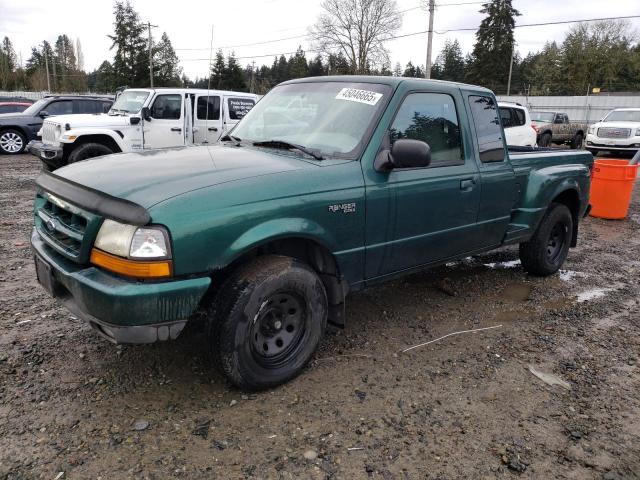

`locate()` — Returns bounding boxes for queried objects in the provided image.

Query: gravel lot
[1,153,639,479]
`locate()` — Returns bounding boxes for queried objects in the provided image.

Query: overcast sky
[1,0,639,80]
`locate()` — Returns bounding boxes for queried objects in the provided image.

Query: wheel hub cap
[0,132,23,153]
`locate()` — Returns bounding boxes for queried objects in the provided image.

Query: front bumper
[27,140,65,170]
[585,134,640,151]
[31,229,211,344]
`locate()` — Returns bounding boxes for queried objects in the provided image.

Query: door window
[74,100,97,114]
[45,100,73,115]
[196,96,220,120]
[389,92,463,168]
[227,97,255,120]
[150,94,182,120]
[499,107,514,128]
[513,108,526,126]
[468,95,504,163]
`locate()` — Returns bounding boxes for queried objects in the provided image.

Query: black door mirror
[141,107,151,121]
[38,110,49,118]
[390,139,431,169]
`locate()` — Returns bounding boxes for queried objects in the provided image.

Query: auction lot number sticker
[335,88,383,106]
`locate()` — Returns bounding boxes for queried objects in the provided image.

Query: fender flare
[63,128,127,152]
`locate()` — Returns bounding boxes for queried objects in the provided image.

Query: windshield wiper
[252,140,324,160]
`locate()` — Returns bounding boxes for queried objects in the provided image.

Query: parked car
[498,102,537,147]
[0,101,33,114]
[0,95,113,155]
[31,76,592,390]
[28,88,258,170]
[585,108,640,156]
[530,111,587,149]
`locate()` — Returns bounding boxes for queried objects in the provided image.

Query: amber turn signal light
[90,248,172,279]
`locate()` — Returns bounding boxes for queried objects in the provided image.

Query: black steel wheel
[209,255,327,390]
[519,202,573,276]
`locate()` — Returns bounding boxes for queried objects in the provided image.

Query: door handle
[208,127,218,132]
[460,178,476,190]
[171,127,182,132]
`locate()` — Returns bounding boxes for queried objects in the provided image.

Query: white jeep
[28,88,258,170]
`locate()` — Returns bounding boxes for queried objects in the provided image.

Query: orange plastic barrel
[589,158,639,219]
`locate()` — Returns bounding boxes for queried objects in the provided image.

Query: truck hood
[53,145,311,209]
[0,112,30,121]
[47,113,133,128]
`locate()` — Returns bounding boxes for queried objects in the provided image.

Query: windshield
[603,110,640,123]
[230,82,391,159]
[530,112,555,123]
[21,99,48,116]
[110,90,150,114]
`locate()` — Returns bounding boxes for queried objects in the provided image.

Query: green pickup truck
[31,76,592,390]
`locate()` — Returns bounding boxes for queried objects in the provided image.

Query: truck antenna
[203,25,214,144]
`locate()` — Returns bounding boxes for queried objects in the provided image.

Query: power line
[178,14,640,63]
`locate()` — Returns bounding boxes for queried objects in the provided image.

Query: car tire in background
[0,129,27,155]
[67,142,114,163]
[586,148,599,157]
[538,133,552,148]
[208,255,327,391]
[519,202,573,277]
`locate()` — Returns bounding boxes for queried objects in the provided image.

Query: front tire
[519,203,573,276]
[571,133,584,149]
[67,142,114,163]
[0,129,26,155]
[209,255,327,390]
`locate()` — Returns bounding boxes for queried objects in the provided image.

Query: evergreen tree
[436,39,466,82]
[210,50,226,88]
[467,0,520,92]
[327,52,351,75]
[154,32,182,87]
[403,61,417,77]
[0,37,17,89]
[108,1,148,87]
[308,55,325,76]
[224,52,246,91]
[288,46,309,79]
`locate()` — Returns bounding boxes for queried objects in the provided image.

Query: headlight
[588,126,595,135]
[92,219,172,278]
[636,128,640,136]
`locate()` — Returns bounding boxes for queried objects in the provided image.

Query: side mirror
[130,117,141,125]
[38,110,49,118]
[390,139,431,169]
[141,107,151,121]
[374,139,432,172]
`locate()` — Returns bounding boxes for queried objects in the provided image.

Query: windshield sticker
[335,88,382,106]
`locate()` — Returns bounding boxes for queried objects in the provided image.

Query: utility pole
[147,21,158,88]
[425,0,435,79]
[506,42,514,96]
[250,60,256,93]
[44,45,51,92]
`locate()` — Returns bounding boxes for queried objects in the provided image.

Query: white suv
[498,102,537,147]
[585,108,640,155]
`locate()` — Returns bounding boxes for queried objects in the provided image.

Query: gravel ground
[1,153,639,480]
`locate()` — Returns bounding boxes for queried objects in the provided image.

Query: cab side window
[389,92,463,168]
[74,100,97,114]
[45,100,73,116]
[499,107,513,128]
[150,94,182,120]
[196,96,220,120]
[513,108,526,126]
[468,95,504,163]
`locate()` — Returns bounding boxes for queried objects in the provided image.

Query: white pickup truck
[28,88,258,170]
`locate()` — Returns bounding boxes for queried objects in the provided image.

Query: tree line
[0,0,639,96]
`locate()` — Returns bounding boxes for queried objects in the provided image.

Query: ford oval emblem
[45,219,57,232]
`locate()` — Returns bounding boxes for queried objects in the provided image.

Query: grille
[34,193,100,262]
[597,127,631,139]
[41,122,59,144]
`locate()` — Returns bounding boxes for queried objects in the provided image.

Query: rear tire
[519,203,573,277]
[0,129,26,155]
[586,148,599,157]
[208,255,327,390]
[67,142,114,164]
[571,133,584,150]
[539,133,552,148]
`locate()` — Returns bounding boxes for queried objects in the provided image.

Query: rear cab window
[468,95,505,163]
